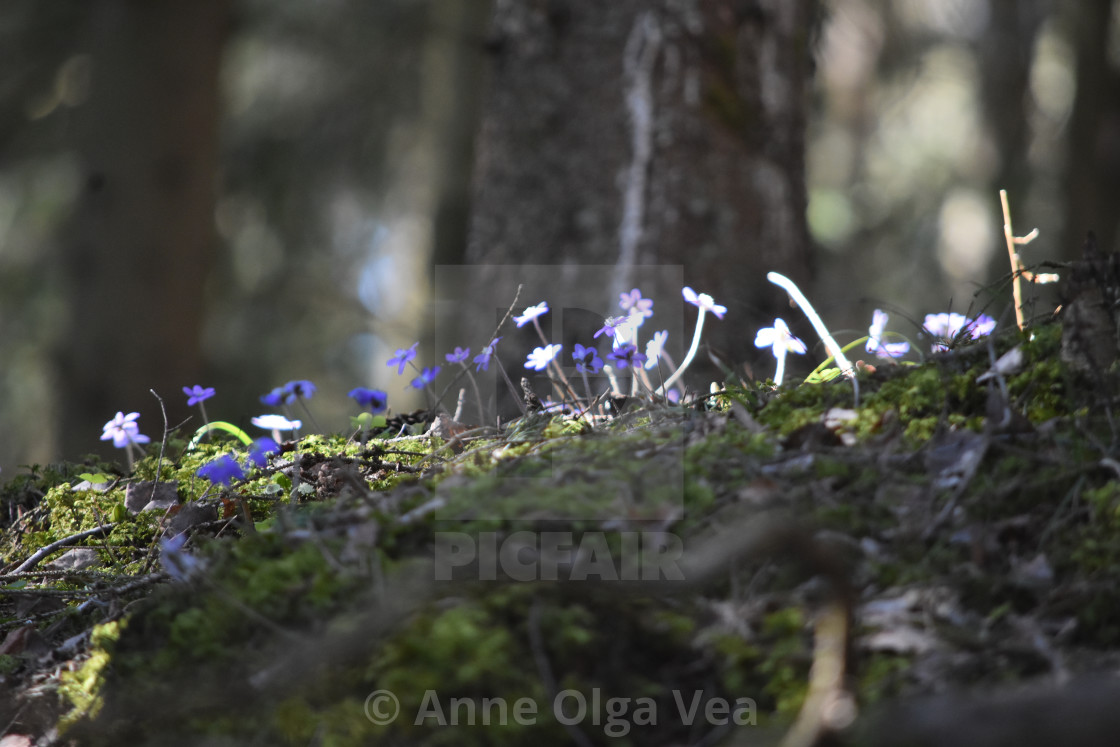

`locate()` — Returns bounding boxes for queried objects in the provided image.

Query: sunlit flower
[924,313,996,351]
[754,318,806,386]
[866,310,910,359]
[644,330,668,370]
[755,318,807,357]
[387,342,419,375]
[100,411,151,449]
[682,286,727,319]
[513,302,550,327]
[251,414,301,431]
[525,344,563,371]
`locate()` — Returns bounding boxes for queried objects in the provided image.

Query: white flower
[644,330,668,369]
[524,344,563,371]
[513,302,550,328]
[754,319,807,357]
[251,414,301,431]
[682,286,727,319]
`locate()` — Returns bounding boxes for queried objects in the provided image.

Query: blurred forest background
[0,0,1118,477]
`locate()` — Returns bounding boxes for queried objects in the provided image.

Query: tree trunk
[465,0,816,383]
[1062,0,1120,258]
[56,0,228,460]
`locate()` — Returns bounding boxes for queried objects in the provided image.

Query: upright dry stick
[999,189,1041,330]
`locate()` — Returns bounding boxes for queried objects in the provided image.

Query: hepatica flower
[387,342,419,375]
[754,318,807,386]
[513,302,549,327]
[866,310,910,359]
[251,414,301,442]
[644,330,668,370]
[197,454,245,486]
[183,385,215,407]
[924,313,996,352]
[607,343,647,370]
[473,337,501,372]
[348,387,388,413]
[660,287,726,393]
[572,343,603,374]
[619,288,653,318]
[260,386,286,407]
[594,315,634,342]
[101,411,151,449]
[683,286,728,319]
[525,343,563,371]
[288,379,316,399]
[411,366,441,390]
[445,346,471,364]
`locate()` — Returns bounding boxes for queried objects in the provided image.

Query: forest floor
[3,293,1120,747]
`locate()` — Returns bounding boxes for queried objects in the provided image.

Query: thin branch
[12,524,117,573]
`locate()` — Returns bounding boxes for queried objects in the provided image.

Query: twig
[12,524,117,573]
[999,189,1043,331]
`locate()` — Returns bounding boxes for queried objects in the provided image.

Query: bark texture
[467,0,816,374]
[57,0,229,459]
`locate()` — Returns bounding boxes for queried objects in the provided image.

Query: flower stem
[659,310,706,394]
[774,351,786,386]
[766,272,859,405]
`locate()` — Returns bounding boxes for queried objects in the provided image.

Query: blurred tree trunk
[57,0,229,460]
[1062,0,1120,258]
[466,0,817,380]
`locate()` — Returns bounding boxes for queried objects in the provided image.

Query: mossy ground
[3,317,1120,745]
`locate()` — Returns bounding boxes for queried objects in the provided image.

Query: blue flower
[348,387,388,413]
[607,343,647,369]
[525,344,563,371]
[246,437,280,468]
[445,346,471,364]
[260,386,286,406]
[473,338,501,372]
[594,316,631,340]
[411,366,441,390]
[572,343,603,374]
[513,302,549,327]
[682,286,727,319]
[287,380,316,400]
[197,454,246,486]
[619,288,653,318]
[183,385,215,407]
[866,310,910,359]
[387,342,419,375]
[100,411,151,449]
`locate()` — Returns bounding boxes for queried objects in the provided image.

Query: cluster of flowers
[102,284,999,487]
[754,308,996,385]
